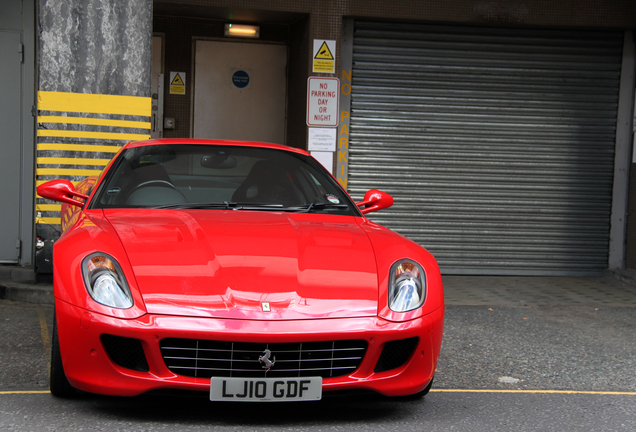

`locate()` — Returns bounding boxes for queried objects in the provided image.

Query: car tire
[50,310,76,398]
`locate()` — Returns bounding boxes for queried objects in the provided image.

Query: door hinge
[18,43,23,63]
[15,239,21,253]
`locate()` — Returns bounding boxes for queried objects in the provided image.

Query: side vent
[101,334,149,372]
[374,337,419,373]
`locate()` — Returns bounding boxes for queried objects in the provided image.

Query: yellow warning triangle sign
[171,73,185,85]
[314,42,334,60]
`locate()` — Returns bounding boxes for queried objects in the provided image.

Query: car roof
[125,138,310,156]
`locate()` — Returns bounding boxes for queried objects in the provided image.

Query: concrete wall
[35,0,154,272]
[39,0,152,95]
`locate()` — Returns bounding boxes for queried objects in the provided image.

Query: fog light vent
[374,337,419,373]
[101,334,149,372]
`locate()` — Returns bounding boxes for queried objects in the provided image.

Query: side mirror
[356,189,393,214]
[37,179,89,208]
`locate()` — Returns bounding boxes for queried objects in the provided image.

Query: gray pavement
[1,271,636,431]
[443,274,636,307]
[435,303,636,392]
[438,275,636,392]
[0,391,634,432]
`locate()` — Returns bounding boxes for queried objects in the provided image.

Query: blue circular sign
[232,70,250,88]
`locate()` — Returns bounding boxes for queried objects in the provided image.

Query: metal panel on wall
[0,31,22,262]
[347,22,623,275]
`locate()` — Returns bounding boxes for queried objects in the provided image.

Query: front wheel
[50,310,76,397]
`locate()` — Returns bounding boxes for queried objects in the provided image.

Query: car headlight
[388,259,426,313]
[82,253,133,309]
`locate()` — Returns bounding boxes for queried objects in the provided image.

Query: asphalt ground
[1,275,635,431]
[438,276,636,392]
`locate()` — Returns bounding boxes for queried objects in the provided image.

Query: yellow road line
[37,143,123,153]
[37,157,111,166]
[1,389,635,396]
[36,180,79,187]
[38,115,151,129]
[36,204,62,212]
[35,217,61,225]
[430,389,636,395]
[37,168,102,176]
[38,91,151,117]
[37,130,149,141]
[37,307,51,378]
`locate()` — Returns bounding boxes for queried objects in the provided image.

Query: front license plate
[210,377,322,402]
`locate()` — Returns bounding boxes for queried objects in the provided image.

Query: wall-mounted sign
[308,127,337,151]
[232,70,250,88]
[169,72,186,95]
[311,151,334,174]
[313,40,336,73]
[307,77,339,127]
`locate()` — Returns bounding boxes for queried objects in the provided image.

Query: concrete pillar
[38,0,152,95]
[35,0,153,272]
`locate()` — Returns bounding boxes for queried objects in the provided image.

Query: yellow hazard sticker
[313,40,336,73]
[314,41,334,60]
[170,72,186,95]
[171,73,184,85]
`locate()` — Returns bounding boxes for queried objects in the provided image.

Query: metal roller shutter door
[347,22,623,275]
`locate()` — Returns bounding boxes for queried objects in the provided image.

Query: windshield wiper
[153,201,285,211]
[232,203,285,211]
[287,202,350,213]
[153,201,235,210]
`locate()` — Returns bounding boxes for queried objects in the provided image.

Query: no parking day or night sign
[307,77,339,127]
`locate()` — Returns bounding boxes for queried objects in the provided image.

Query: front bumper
[56,299,444,397]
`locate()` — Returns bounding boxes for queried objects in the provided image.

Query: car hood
[103,209,379,320]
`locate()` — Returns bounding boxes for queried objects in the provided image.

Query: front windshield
[90,144,360,216]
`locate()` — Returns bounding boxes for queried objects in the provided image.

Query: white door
[193,40,287,144]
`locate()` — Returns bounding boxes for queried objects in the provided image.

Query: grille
[374,337,419,373]
[101,334,149,372]
[160,339,367,379]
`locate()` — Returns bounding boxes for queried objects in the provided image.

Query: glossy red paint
[37,179,89,207]
[60,176,99,234]
[53,210,147,319]
[356,189,394,215]
[360,219,444,322]
[125,138,312,155]
[102,209,379,320]
[45,138,444,399]
[56,298,443,397]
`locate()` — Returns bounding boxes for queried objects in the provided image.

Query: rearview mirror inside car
[201,154,238,169]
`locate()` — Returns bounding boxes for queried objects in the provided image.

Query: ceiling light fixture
[224,24,260,39]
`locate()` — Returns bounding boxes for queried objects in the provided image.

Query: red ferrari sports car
[37,139,444,402]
